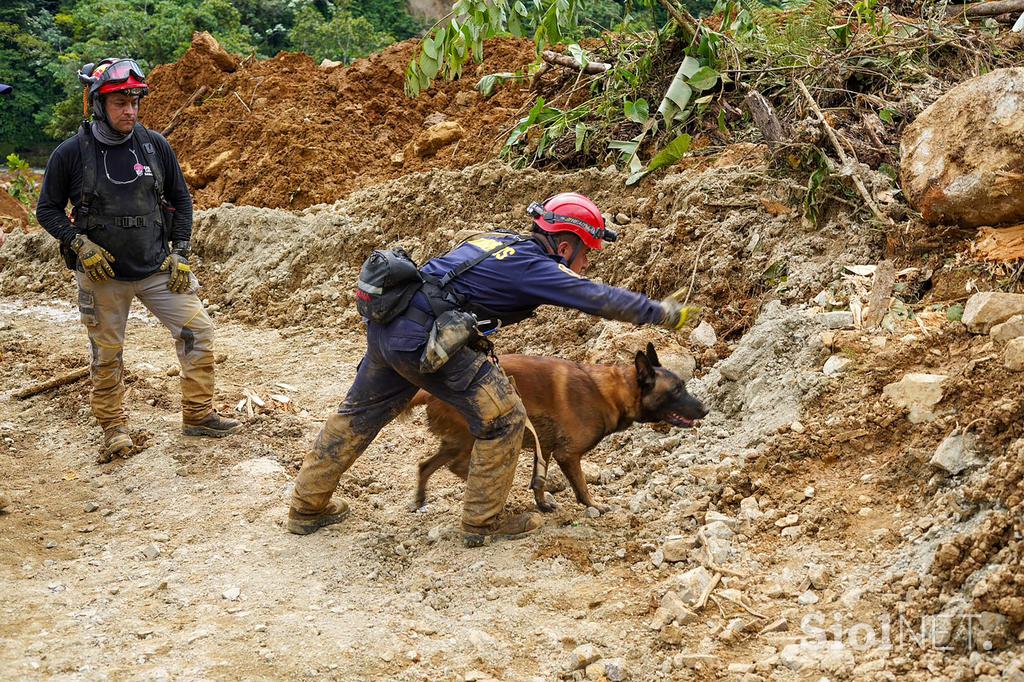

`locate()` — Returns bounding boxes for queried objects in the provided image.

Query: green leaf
[568,43,588,69]
[608,139,640,155]
[626,133,691,185]
[827,23,851,47]
[688,67,719,92]
[624,98,649,124]
[879,108,897,124]
[420,53,439,80]
[405,62,421,98]
[718,109,728,134]
[694,94,714,106]
[658,57,697,127]
[423,36,439,60]
[574,121,587,152]
[946,304,964,322]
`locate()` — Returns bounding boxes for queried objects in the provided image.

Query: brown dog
[410,343,708,513]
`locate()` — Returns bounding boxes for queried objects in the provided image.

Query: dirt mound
[141,34,536,210]
[0,188,30,233]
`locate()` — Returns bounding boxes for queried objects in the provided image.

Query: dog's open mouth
[664,412,699,428]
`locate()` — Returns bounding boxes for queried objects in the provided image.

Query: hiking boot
[103,426,133,455]
[463,512,544,548]
[182,411,242,438]
[287,500,351,535]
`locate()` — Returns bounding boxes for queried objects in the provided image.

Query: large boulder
[901,68,1024,227]
[962,292,1024,334]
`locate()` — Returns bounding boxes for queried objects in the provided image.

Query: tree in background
[0,1,66,155]
[288,1,395,64]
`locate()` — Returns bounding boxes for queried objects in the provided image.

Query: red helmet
[527,192,618,251]
[80,59,149,98]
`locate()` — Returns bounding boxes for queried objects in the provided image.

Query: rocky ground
[2,184,1023,679]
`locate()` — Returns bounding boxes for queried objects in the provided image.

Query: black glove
[160,241,192,294]
[71,234,116,282]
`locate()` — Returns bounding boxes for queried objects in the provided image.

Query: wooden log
[992,10,1023,22]
[14,367,89,400]
[161,85,209,137]
[947,0,1024,16]
[743,90,785,145]
[540,50,611,74]
[863,260,896,329]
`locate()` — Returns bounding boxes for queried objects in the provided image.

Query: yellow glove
[71,234,116,282]
[160,252,192,294]
[659,299,700,330]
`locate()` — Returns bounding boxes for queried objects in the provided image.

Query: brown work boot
[463,511,544,548]
[287,500,351,535]
[103,426,134,455]
[182,411,242,438]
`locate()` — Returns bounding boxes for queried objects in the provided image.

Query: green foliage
[289,2,394,64]
[350,0,424,42]
[6,153,41,206]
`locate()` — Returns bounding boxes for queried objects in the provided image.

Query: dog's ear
[645,342,661,367]
[635,350,656,392]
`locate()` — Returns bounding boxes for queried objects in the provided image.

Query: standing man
[288,192,695,546]
[36,58,240,456]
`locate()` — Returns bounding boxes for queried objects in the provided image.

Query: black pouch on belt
[419,309,479,374]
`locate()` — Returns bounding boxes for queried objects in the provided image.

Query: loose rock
[1005,337,1024,371]
[882,372,948,423]
[931,431,981,475]
[689,321,717,348]
[991,314,1024,344]
[962,292,1024,334]
[566,643,602,671]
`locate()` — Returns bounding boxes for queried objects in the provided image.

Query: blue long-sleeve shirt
[419,232,665,330]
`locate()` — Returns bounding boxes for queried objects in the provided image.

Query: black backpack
[354,234,530,325]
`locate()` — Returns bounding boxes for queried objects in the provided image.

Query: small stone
[798,589,819,605]
[882,373,948,423]
[661,591,697,625]
[703,520,735,539]
[804,486,815,499]
[614,212,630,225]
[775,513,800,528]
[142,544,161,560]
[739,496,763,521]
[1005,337,1024,371]
[689,321,717,348]
[991,314,1024,344]
[584,506,601,519]
[406,650,420,662]
[390,151,405,167]
[931,432,981,475]
[166,367,180,377]
[45,540,57,549]
[962,292,1024,334]
[807,564,830,589]
[222,586,241,601]
[823,355,852,376]
[602,658,625,682]
[728,662,755,674]
[817,311,855,329]
[84,502,99,513]
[759,617,789,634]
[705,537,732,564]
[781,525,803,539]
[662,537,690,563]
[674,565,713,605]
[566,643,601,671]
[779,643,815,671]
[789,420,806,434]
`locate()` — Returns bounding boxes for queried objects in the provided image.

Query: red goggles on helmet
[100,59,146,84]
[526,202,619,244]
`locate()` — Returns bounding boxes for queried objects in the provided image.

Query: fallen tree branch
[540,50,611,74]
[946,0,1024,16]
[14,367,89,400]
[696,572,722,611]
[161,85,209,137]
[795,79,893,226]
[656,0,699,36]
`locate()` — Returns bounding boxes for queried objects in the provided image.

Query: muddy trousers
[290,317,526,534]
[75,270,216,428]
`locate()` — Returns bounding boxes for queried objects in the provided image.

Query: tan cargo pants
[75,270,216,428]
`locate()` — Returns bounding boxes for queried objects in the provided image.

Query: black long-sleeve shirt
[36,128,193,246]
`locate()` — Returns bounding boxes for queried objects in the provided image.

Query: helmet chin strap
[534,229,583,271]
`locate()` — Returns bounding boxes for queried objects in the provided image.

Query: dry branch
[795,79,893,226]
[161,85,209,137]
[14,367,89,400]
[743,90,785,144]
[540,51,611,74]
[656,0,699,36]
[946,0,1024,15]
